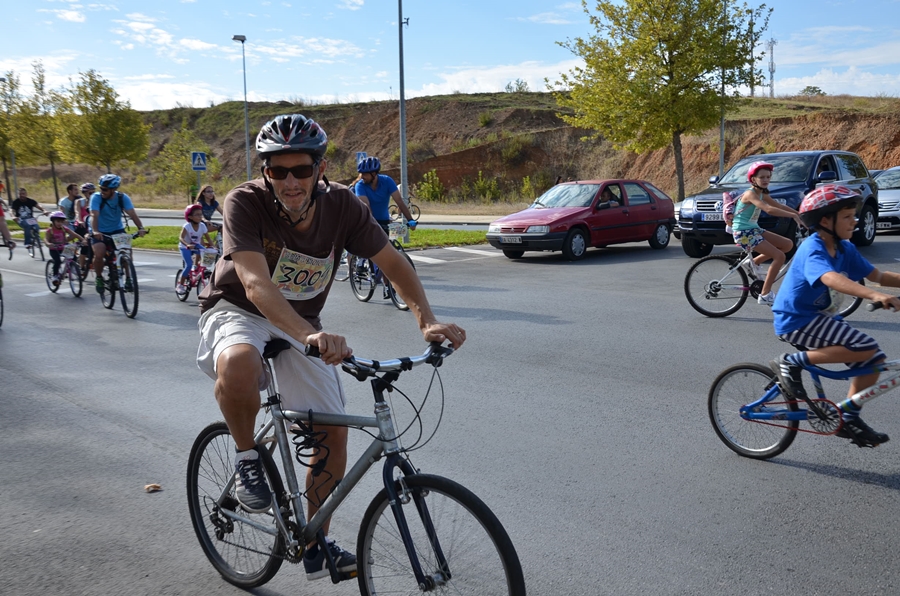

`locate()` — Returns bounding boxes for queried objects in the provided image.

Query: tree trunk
[1,156,10,206]
[50,155,60,204]
[672,130,685,201]
[106,161,111,174]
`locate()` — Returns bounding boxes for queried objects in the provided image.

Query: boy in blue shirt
[771,184,900,447]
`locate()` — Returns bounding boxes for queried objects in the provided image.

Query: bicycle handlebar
[304,342,455,381]
[866,301,898,312]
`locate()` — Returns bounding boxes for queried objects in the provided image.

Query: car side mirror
[709,175,720,185]
[818,170,838,182]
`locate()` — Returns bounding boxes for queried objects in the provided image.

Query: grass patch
[128,226,486,251]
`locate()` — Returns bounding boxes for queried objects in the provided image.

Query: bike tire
[37,236,45,261]
[357,473,526,596]
[187,422,286,588]
[196,273,207,299]
[349,255,375,302]
[175,269,190,302]
[69,263,83,297]
[708,363,799,460]
[334,251,349,282]
[0,285,4,327]
[409,204,421,220]
[386,250,415,311]
[835,279,865,318]
[118,256,139,318]
[389,204,400,221]
[684,254,749,317]
[45,260,59,293]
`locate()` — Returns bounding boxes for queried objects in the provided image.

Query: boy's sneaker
[836,416,890,448]
[233,455,272,513]
[770,354,808,400]
[95,277,105,294]
[304,538,357,580]
[757,291,775,306]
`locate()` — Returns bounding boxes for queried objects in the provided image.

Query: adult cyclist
[196,114,465,581]
[89,174,147,293]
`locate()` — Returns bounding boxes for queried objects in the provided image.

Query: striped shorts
[779,314,885,368]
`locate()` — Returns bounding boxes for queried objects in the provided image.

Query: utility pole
[398,1,409,208]
[767,38,777,98]
[719,0,727,179]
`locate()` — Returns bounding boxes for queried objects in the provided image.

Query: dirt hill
[9,92,900,206]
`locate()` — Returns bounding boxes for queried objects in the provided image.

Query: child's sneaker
[95,277,105,294]
[770,354,807,400]
[51,275,60,286]
[757,291,775,306]
[836,416,890,448]
[176,282,188,295]
[747,258,764,278]
[303,538,357,581]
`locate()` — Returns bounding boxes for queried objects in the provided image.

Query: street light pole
[397,1,409,207]
[719,0,727,179]
[233,35,252,181]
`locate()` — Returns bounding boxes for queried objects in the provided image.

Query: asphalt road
[3,236,900,595]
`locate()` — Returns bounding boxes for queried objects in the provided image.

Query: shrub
[520,176,535,200]
[473,171,500,202]
[414,169,445,202]
[478,111,494,127]
[500,134,534,166]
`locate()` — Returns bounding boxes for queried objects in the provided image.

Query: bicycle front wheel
[36,236,45,261]
[101,265,116,309]
[684,255,749,317]
[45,260,59,293]
[349,256,375,302]
[708,363,798,459]
[334,251,349,282]
[187,422,285,588]
[358,474,525,596]
[386,250,415,311]
[69,263,83,297]
[118,256,139,318]
[835,279,865,318]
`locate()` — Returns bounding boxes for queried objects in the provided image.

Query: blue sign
[191,152,207,171]
[356,152,367,164]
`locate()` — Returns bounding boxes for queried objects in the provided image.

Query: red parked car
[486,179,676,260]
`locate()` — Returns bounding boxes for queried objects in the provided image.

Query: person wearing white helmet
[771,184,900,448]
[196,114,465,581]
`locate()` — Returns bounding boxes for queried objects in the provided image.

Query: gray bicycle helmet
[255,114,328,161]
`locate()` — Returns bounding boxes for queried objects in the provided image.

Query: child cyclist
[771,184,900,448]
[45,211,85,285]
[178,204,213,294]
[731,161,806,306]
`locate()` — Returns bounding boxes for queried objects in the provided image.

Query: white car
[875,167,900,231]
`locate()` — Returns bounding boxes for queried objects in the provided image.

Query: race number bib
[271,247,334,301]
[62,244,78,259]
[112,233,132,250]
[388,222,407,241]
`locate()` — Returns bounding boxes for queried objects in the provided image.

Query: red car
[486,179,676,260]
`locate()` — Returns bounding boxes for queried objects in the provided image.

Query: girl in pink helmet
[178,204,213,293]
[45,210,85,285]
[732,161,806,306]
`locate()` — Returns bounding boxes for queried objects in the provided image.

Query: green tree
[552,0,771,200]
[55,70,150,172]
[0,72,22,203]
[150,121,221,194]
[798,85,826,97]
[10,61,64,201]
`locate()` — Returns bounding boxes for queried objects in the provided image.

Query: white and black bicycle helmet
[256,114,327,162]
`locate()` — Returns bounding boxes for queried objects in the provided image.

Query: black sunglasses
[265,164,316,180]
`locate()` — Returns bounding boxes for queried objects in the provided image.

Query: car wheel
[561,228,588,261]
[682,237,713,258]
[502,249,524,259]
[648,224,670,249]
[852,204,876,246]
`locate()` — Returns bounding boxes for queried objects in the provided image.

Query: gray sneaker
[234,455,272,513]
[770,354,807,400]
[836,416,890,448]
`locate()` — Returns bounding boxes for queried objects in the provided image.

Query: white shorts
[196,301,346,414]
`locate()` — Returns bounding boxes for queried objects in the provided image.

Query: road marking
[132,261,160,266]
[442,246,502,257]
[408,254,446,264]
[0,268,45,279]
[26,291,53,297]
[138,278,155,283]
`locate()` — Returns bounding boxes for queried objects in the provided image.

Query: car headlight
[488,224,501,233]
[680,199,694,214]
[526,225,549,233]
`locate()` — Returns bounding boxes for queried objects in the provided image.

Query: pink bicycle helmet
[746,161,774,183]
[799,184,861,228]
[49,210,67,220]
[184,204,203,221]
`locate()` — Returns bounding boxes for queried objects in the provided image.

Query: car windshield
[531,184,600,208]
[718,155,816,185]
[875,169,900,189]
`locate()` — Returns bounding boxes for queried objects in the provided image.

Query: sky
[3,0,900,111]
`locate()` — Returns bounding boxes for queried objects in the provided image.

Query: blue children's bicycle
[708,303,900,459]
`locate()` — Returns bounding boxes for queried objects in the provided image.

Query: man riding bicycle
[11,188,48,249]
[196,113,465,581]
[89,174,147,293]
[354,156,416,231]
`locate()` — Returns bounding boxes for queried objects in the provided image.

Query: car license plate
[877,222,892,229]
[501,236,522,244]
[702,213,724,221]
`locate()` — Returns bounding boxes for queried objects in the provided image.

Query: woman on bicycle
[771,184,900,448]
[178,204,213,293]
[44,211,84,285]
[732,161,805,306]
[195,185,223,233]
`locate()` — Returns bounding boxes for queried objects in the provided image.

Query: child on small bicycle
[178,204,213,292]
[731,161,805,306]
[771,184,900,447]
[45,211,85,285]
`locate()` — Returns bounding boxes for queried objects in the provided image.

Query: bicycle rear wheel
[409,203,421,220]
[187,422,285,588]
[349,256,376,302]
[118,256,139,318]
[708,363,799,459]
[35,235,45,261]
[45,260,59,293]
[0,284,4,327]
[196,272,207,299]
[175,269,190,301]
[334,251,349,282]
[69,263,83,297]
[684,254,749,317]
[358,473,525,596]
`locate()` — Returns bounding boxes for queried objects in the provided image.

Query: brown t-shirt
[199,179,387,329]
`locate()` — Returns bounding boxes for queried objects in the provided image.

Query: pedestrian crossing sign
[191,152,207,171]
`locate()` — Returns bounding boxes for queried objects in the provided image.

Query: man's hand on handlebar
[305,332,352,365]
[422,322,466,349]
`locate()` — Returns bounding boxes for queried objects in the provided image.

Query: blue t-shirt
[354,175,398,222]
[772,233,873,335]
[199,199,219,221]
[89,191,134,234]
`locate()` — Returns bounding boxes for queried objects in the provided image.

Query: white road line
[442,246,502,257]
[25,291,53,297]
[133,261,160,266]
[138,278,155,283]
[408,254,447,264]
[0,268,45,279]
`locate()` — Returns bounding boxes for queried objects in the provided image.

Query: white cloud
[776,66,900,97]
[87,3,119,10]
[116,80,231,110]
[339,0,364,10]
[252,37,366,62]
[180,38,220,51]
[409,59,584,96]
[516,12,574,25]
[38,9,87,22]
